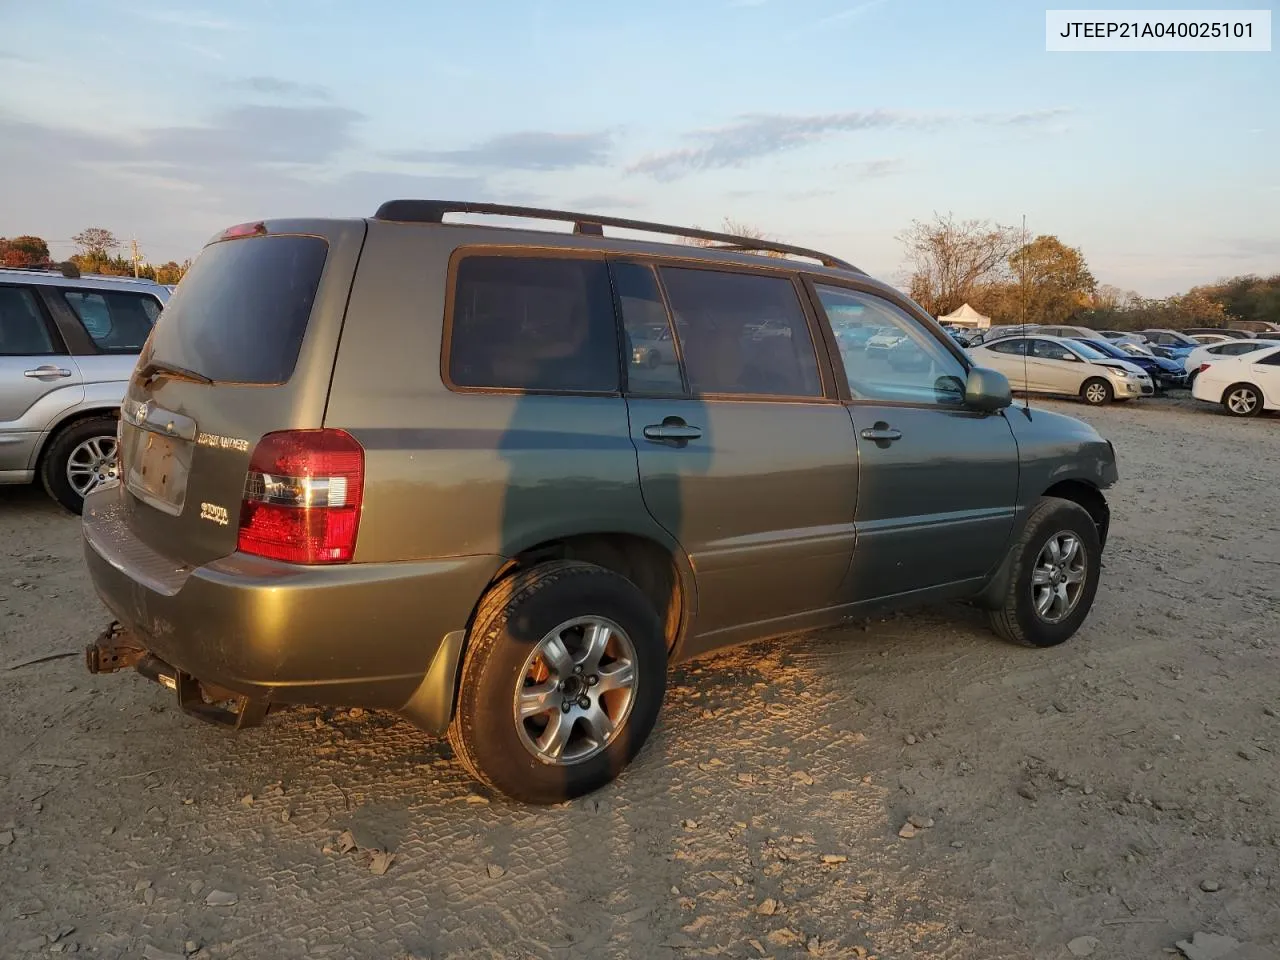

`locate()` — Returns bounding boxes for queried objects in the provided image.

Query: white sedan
[1183,339,1280,379]
[1191,342,1280,417]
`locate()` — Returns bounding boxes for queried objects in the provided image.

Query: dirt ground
[1,396,1277,960]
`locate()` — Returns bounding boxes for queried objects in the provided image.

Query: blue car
[1138,329,1200,361]
[1074,337,1187,392]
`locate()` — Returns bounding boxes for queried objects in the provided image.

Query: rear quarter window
[446,255,620,393]
[145,234,327,384]
[62,290,161,353]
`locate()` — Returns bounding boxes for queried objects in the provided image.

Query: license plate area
[123,421,193,516]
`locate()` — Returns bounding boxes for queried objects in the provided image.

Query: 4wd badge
[199,502,230,526]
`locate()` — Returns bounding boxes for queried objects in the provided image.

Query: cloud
[845,157,905,179]
[565,194,645,211]
[0,106,463,262]
[629,109,1070,180]
[389,131,613,171]
[0,50,32,63]
[134,9,243,31]
[232,76,332,101]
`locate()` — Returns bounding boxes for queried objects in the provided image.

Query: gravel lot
[1,396,1277,960]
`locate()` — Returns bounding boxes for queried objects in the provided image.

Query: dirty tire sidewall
[988,497,1102,648]
[449,561,666,805]
[40,415,118,515]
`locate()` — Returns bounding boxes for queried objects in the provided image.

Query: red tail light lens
[237,429,364,564]
[1199,363,1211,373]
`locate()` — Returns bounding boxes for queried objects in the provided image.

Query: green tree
[0,235,51,267]
[1008,235,1097,327]
[153,261,187,285]
[72,227,118,259]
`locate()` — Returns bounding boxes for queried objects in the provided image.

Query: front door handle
[24,366,73,379]
[643,418,703,444]
[860,423,902,442]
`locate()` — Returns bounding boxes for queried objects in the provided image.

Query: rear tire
[40,415,119,515]
[448,561,667,804]
[988,496,1102,648]
[1221,383,1262,418]
[1080,378,1113,406]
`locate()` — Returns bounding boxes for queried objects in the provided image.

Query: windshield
[1070,341,1110,361]
[1082,339,1125,359]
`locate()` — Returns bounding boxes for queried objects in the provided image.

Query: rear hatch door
[117,220,367,567]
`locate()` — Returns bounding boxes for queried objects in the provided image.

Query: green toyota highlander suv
[83,202,1117,804]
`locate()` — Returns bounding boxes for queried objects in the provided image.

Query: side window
[612,262,684,395]
[1223,342,1260,356]
[659,267,821,398]
[1032,339,1072,360]
[0,285,57,356]
[988,338,1027,356]
[447,256,619,393]
[1258,351,1280,366]
[62,290,161,353]
[814,284,966,406]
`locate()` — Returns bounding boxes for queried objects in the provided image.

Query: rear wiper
[136,360,214,387]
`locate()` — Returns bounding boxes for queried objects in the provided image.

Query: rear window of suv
[447,255,620,393]
[145,235,327,384]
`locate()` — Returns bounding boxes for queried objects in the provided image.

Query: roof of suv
[0,266,168,294]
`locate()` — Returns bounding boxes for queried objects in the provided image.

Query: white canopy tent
[937,303,991,329]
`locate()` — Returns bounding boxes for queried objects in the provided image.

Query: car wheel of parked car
[987,496,1102,648]
[448,560,667,804]
[40,415,120,515]
[1080,378,1113,406]
[1221,383,1262,418]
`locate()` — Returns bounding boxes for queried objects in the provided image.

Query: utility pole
[131,237,141,278]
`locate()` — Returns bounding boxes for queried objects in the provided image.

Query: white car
[968,334,1153,405]
[1190,333,1232,345]
[1183,339,1280,380]
[864,327,905,357]
[1191,342,1280,417]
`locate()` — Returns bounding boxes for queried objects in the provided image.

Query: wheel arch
[974,479,1109,610]
[30,404,120,472]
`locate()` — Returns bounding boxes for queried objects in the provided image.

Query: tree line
[898,212,1278,331]
[0,228,189,285]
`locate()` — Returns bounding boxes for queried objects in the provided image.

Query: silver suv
[1,265,170,512]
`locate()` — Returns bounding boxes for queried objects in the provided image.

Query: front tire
[988,496,1102,648]
[39,415,119,514]
[448,561,667,804]
[1081,378,1113,406]
[1221,383,1262,418]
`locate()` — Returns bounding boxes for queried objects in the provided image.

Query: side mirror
[965,366,1013,412]
[1060,352,1077,361]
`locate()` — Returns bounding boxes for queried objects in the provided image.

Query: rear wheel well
[488,534,684,654]
[35,408,119,472]
[1043,479,1109,550]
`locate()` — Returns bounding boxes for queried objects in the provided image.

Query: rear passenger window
[449,256,619,393]
[612,262,684,395]
[0,286,56,355]
[658,267,820,398]
[62,290,161,352]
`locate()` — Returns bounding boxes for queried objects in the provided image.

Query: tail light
[1199,363,1212,373]
[237,429,364,564]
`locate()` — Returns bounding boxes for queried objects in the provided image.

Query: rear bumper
[82,486,503,734]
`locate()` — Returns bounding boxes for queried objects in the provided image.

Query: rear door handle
[860,424,902,442]
[643,419,703,443]
[24,366,73,379]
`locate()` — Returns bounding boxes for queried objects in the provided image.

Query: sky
[0,0,1276,296]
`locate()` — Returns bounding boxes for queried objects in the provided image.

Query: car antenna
[1019,213,1032,420]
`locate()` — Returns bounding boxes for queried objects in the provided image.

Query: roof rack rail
[372,199,860,272]
[0,261,81,278]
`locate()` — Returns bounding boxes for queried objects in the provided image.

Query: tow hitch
[86,621,268,730]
